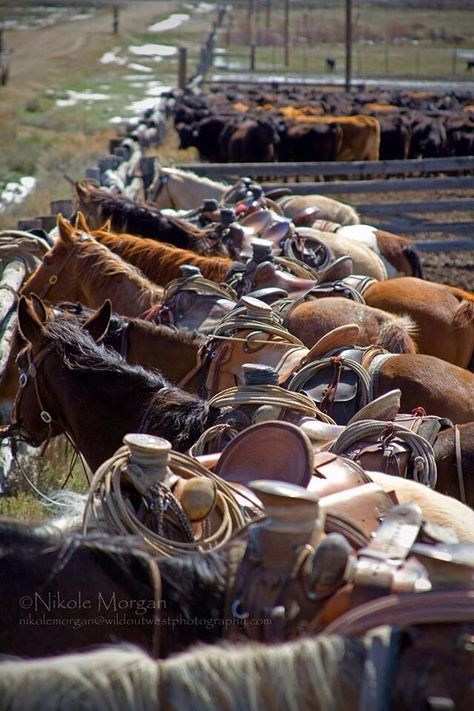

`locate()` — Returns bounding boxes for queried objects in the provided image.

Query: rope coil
[328,419,438,488]
[82,440,250,557]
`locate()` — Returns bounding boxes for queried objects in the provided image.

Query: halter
[34,232,90,300]
[150,173,177,210]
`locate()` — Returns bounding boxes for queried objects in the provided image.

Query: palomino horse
[147,163,231,209]
[363,277,474,369]
[278,194,360,226]
[12,296,218,470]
[1,629,472,711]
[21,215,164,317]
[73,180,227,256]
[310,219,424,278]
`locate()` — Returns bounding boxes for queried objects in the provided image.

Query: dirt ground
[1,3,176,98]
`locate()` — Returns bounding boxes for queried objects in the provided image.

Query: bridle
[13,341,58,448]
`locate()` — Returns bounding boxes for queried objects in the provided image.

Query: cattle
[408,115,447,158]
[176,116,230,162]
[377,115,412,160]
[221,117,280,163]
[276,121,343,162]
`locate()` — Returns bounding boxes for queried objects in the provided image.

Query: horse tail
[402,245,424,278]
[453,299,474,327]
[376,315,418,354]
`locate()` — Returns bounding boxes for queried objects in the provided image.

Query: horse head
[21,214,91,304]
[13,295,111,446]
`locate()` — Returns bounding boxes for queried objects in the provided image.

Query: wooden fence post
[178,47,187,89]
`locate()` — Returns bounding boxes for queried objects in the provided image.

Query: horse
[147,163,231,209]
[0,520,228,659]
[363,277,474,370]
[12,296,218,471]
[73,180,227,256]
[20,215,165,318]
[277,194,361,226]
[82,222,233,287]
[1,628,472,711]
[296,227,388,280]
[310,220,424,279]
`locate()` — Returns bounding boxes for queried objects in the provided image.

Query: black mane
[43,318,163,387]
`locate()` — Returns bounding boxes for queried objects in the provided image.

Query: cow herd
[172,85,474,163]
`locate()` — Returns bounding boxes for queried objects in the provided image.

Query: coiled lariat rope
[329,419,438,488]
[82,437,251,557]
[207,384,335,422]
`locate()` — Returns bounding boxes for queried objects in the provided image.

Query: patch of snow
[55,90,109,108]
[196,2,215,13]
[127,63,154,73]
[148,14,190,33]
[100,49,127,66]
[0,177,37,213]
[129,44,176,57]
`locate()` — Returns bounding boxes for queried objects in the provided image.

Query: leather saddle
[152,265,238,334]
[287,325,390,424]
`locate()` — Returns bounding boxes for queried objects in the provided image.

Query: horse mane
[53,301,205,348]
[92,228,232,287]
[161,164,230,192]
[40,318,166,388]
[0,635,364,710]
[74,238,163,307]
[76,181,225,253]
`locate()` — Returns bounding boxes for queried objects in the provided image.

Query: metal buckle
[49,275,58,285]
[19,372,28,388]
[40,411,52,424]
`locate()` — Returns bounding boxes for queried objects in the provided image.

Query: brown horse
[77,219,233,287]
[363,277,474,369]
[21,215,164,317]
[12,297,217,471]
[285,297,417,354]
[74,180,227,256]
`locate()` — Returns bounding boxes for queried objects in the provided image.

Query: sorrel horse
[21,215,164,318]
[80,221,233,287]
[74,180,227,256]
[363,277,474,369]
[12,297,217,471]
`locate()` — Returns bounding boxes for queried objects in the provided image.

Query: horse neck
[127,324,204,393]
[42,355,155,471]
[77,243,162,317]
[165,170,227,209]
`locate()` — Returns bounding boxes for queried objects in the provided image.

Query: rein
[454,425,467,504]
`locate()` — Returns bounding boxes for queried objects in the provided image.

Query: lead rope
[454,425,467,504]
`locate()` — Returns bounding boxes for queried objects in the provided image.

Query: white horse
[147,163,230,210]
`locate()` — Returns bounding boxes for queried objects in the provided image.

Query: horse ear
[29,293,48,322]
[82,299,112,342]
[17,296,43,346]
[75,180,91,202]
[74,210,90,232]
[57,214,76,245]
[100,218,112,232]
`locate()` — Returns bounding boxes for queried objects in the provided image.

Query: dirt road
[1,2,181,99]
